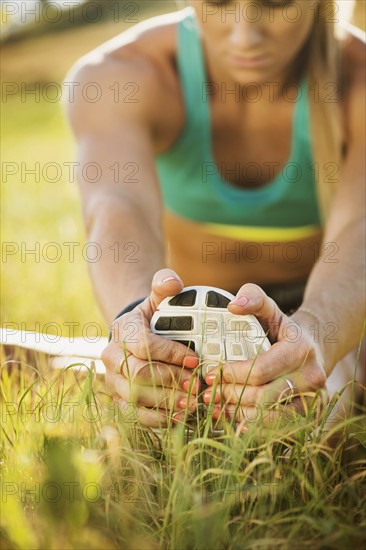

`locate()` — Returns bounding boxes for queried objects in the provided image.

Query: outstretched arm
[65,53,202,428]
[64,53,165,325]
[292,55,365,374]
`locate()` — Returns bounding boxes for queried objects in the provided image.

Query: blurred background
[1,1,177,339]
[1,0,364,339]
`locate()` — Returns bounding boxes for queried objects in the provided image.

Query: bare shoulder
[64,10,186,140]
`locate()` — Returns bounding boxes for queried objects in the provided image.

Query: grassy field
[1,3,366,549]
[0,350,365,549]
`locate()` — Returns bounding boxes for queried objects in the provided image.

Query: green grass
[0,349,365,550]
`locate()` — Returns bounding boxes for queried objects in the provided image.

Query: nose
[227,5,263,50]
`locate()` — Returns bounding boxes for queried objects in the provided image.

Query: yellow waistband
[203,223,322,242]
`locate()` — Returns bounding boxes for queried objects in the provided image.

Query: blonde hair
[307,0,343,223]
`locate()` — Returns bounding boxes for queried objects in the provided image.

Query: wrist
[108,297,146,342]
[290,306,337,375]
[294,306,326,326]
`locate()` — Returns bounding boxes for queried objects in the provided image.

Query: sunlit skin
[66,0,365,429]
[190,0,318,89]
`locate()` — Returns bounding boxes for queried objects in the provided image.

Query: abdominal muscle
[164,211,323,291]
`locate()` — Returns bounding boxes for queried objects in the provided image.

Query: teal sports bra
[155,9,322,231]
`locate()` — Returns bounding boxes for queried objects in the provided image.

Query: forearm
[86,198,164,325]
[292,217,365,375]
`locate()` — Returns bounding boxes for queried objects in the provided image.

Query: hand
[202,283,328,429]
[102,269,202,428]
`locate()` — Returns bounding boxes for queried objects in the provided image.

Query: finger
[117,270,184,322]
[203,377,310,407]
[114,398,171,429]
[133,361,201,394]
[102,342,132,374]
[148,269,184,312]
[103,343,199,390]
[206,340,317,386]
[139,330,200,368]
[103,338,199,387]
[110,375,197,411]
[205,343,293,386]
[203,381,277,407]
[111,308,199,368]
[227,283,287,341]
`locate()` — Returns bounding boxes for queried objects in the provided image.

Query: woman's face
[189,0,321,83]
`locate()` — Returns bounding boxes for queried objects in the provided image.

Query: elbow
[83,191,134,238]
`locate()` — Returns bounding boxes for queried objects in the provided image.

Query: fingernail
[203,391,211,403]
[183,378,199,394]
[172,411,186,424]
[178,397,195,409]
[203,390,220,404]
[162,276,180,283]
[182,355,199,369]
[211,406,222,418]
[238,423,249,434]
[206,374,216,386]
[229,296,249,307]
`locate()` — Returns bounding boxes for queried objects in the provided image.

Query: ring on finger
[279,378,296,403]
[282,378,295,401]
[119,352,133,377]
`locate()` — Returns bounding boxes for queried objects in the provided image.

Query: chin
[225,68,275,86]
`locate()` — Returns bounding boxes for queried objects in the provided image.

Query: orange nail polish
[206,375,216,385]
[182,355,199,369]
[182,379,191,392]
[178,397,188,409]
[203,391,211,403]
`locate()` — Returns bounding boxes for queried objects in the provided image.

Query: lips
[227,53,270,68]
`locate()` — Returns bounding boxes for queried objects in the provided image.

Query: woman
[66,0,365,429]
